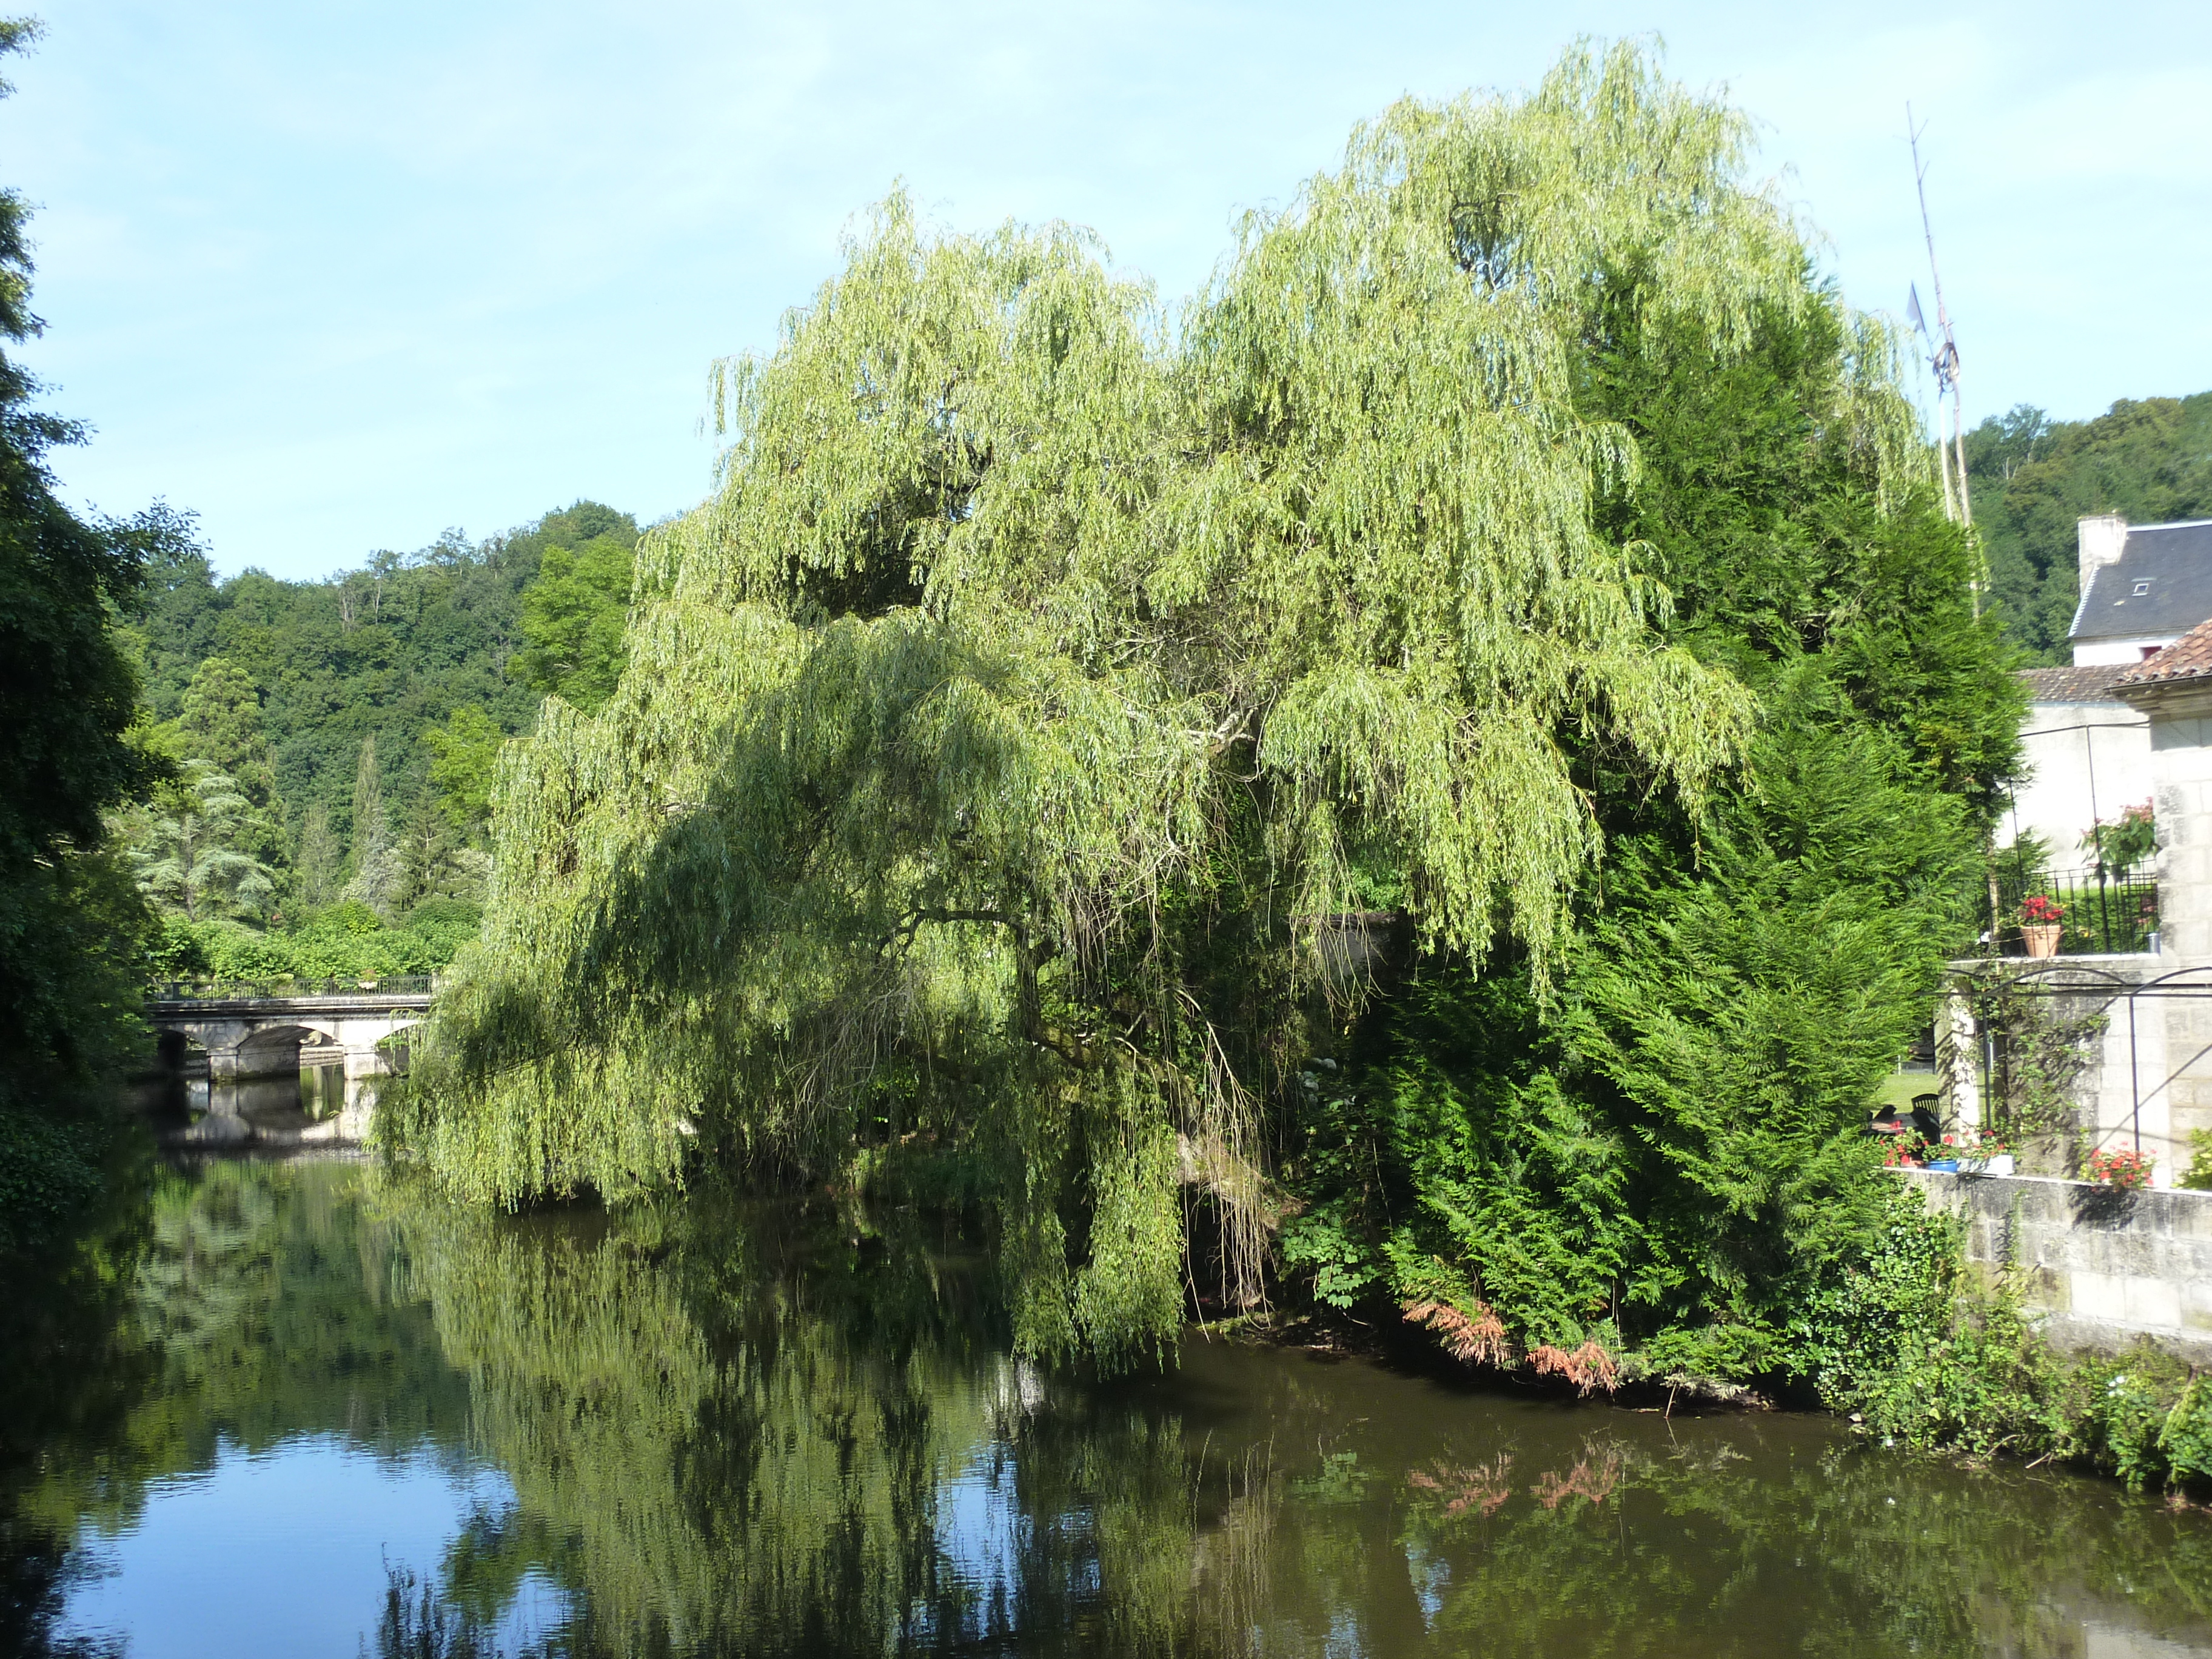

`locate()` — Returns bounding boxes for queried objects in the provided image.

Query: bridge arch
[233,1021,344,1075]
[144,986,435,1140]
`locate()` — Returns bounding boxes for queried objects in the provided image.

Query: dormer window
[2133,580,2153,596]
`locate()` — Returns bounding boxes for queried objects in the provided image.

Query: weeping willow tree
[394,41,1929,1370]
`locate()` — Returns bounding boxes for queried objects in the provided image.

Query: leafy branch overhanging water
[392,42,1946,1372]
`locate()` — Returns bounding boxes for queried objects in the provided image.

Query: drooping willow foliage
[393,42,1932,1370]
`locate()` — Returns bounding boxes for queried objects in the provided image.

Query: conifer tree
[124,761,274,922]
[293,803,342,908]
[344,735,399,915]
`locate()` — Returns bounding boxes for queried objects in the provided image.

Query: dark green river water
[3,1155,2207,1657]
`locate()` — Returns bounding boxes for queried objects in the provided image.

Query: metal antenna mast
[1908,105,1971,529]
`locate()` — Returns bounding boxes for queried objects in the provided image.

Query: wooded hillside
[1971,392,2212,662]
[126,500,638,854]
[112,501,640,983]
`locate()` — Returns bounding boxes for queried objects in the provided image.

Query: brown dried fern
[1529,1339,1621,1396]
[1401,1298,1510,1368]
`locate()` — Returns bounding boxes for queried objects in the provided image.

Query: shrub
[2160,1376,2212,1484]
[200,922,303,980]
[2180,1129,2212,1192]
[1791,1184,2208,1491]
[146,916,210,980]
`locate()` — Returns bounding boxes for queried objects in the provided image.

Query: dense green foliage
[506,512,637,713]
[0,18,163,1250]
[1797,1185,2212,1490]
[123,501,641,879]
[1281,249,2020,1382]
[146,897,484,985]
[1969,392,2212,663]
[113,500,643,979]
[398,42,2000,1386]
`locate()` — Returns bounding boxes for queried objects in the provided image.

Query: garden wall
[1899,1167,2212,1364]
[1940,954,2208,1191]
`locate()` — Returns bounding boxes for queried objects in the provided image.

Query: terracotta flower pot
[2022,923,2062,959]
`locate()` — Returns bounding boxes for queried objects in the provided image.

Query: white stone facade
[2006,699,2152,877]
[2072,637,2177,667]
[1942,959,2198,1192]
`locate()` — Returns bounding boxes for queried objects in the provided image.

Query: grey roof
[2017,664,2133,704]
[2070,520,2212,642]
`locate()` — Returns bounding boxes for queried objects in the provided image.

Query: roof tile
[2017,664,2134,703]
[2114,617,2212,688]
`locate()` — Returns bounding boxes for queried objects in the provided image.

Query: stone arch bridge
[146,980,435,1138]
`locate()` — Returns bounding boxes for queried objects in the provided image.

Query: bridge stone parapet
[146,985,434,1141]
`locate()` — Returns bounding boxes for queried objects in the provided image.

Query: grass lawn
[1871,1069,1940,1111]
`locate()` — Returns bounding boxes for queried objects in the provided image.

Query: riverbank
[134,1127,2212,1503]
[1222,1175,2212,1499]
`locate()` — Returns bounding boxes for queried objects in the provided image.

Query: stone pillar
[2131,685,2212,960]
[338,1044,389,1138]
[1939,980,1980,1132]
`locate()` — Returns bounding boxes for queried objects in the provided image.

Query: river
[3,1154,2207,1657]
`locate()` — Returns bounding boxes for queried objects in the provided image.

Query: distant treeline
[128,498,637,856]
[113,500,639,982]
[1970,391,2212,663]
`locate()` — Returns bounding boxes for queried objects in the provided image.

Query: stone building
[2117,618,2212,962]
[1946,617,2212,1194]
[2009,664,2151,882]
[1922,561,2212,1355]
[2000,515,2212,877]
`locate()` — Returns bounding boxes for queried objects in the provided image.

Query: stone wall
[1900,1167,2212,1364]
[1941,956,2208,1191]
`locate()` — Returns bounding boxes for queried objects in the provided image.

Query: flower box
[1957,1155,2015,1176]
[2085,1147,2157,1190]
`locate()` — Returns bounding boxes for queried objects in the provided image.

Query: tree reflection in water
[8,1160,2212,1658]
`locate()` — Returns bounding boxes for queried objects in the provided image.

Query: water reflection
[149,1071,372,1147]
[4,1159,2208,1658]
[142,1032,378,1148]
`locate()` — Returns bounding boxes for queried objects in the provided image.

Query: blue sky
[9,1,2210,580]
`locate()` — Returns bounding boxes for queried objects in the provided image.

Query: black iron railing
[1982,860,2157,957]
[147,975,437,1001]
